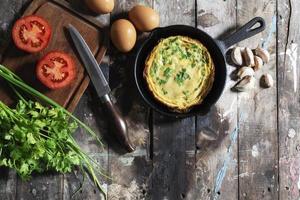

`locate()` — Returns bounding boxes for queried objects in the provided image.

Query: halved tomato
[12,15,51,53]
[36,51,76,89]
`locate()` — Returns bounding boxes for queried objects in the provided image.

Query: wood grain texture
[278,0,300,199]
[107,0,152,199]
[64,0,110,198]
[16,173,63,200]
[151,0,196,199]
[0,169,17,200]
[63,89,109,200]
[0,1,31,200]
[195,0,238,199]
[237,0,278,199]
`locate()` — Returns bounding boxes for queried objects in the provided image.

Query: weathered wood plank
[0,0,18,190]
[58,1,110,199]
[0,169,17,200]
[63,88,109,200]
[152,116,196,199]
[107,0,152,199]
[62,1,109,199]
[237,0,278,199]
[278,0,300,199]
[16,173,63,200]
[0,0,64,198]
[0,0,59,198]
[195,0,238,199]
[151,0,196,199]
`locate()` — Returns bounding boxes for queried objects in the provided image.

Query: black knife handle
[100,94,135,152]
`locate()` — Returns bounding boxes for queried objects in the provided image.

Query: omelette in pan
[144,36,215,112]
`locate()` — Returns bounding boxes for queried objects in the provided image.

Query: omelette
[144,36,215,112]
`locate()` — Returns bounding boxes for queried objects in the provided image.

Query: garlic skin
[253,56,263,71]
[254,47,270,63]
[237,66,254,79]
[242,47,255,67]
[231,47,243,66]
[232,75,255,92]
[260,74,274,88]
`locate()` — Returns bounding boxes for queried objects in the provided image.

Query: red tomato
[36,51,76,89]
[12,15,51,53]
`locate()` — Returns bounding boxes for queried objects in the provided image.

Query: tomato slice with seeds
[12,15,51,53]
[36,51,76,89]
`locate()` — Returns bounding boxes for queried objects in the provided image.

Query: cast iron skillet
[134,17,265,118]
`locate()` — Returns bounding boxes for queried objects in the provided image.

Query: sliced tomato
[12,15,51,53]
[36,51,76,89]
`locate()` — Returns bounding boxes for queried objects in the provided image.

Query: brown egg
[85,0,114,14]
[110,19,137,52]
[129,5,160,32]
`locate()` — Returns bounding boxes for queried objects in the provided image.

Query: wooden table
[0,0,298,199]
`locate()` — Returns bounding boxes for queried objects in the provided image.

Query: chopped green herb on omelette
[144,36,215,112]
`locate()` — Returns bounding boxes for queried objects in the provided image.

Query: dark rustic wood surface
[0,0,298,199]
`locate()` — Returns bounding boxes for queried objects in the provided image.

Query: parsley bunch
[0,100,81,177]
[0,65,107,198]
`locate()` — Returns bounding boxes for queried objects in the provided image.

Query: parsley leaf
[175,68,191,86]
[163,67,173,79]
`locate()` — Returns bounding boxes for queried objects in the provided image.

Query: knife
[68,24,135,152]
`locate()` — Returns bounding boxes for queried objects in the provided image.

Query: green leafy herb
[169,37,178,43]
[161,88,168,95]
[177,46,188,59]
[175,68,190,86]
[163,67,172,79]
[183,90,189,96]
[158,79,167,85]
[0,100,80,176]
[191,44,198,49]
[182,90,189,101]
[0,65,107,199]
[191,62,196,68]
[201,53,209,64]
[150,62,159,77]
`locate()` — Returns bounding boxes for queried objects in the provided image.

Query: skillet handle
[217,17,266,51]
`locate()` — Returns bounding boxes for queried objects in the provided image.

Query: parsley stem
[38,132,52,139]
[66,142,106,196]
[0,101,19,121]
[68,136,110,177]
[9,84,27,103]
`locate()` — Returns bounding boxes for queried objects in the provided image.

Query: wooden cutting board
[0,0,107,112]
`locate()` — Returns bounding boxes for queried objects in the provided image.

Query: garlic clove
[253,56,263,71]
[231,47,243,66]
[254,47,270,63]
[232,75,255,92]
[242,47,255,67]
[237,66,254,79]
[260,74,274,88]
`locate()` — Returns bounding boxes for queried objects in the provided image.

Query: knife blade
[68,24,110,98]
[68,24,135,152]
